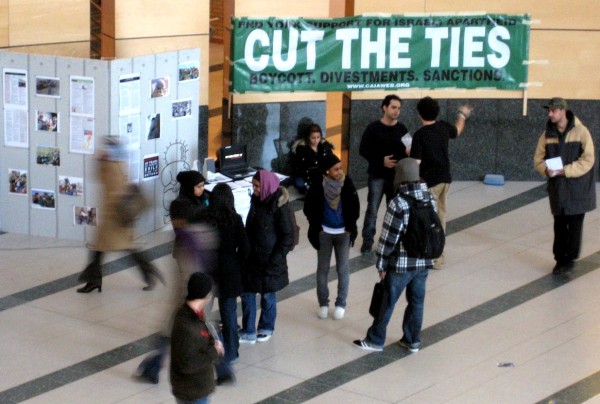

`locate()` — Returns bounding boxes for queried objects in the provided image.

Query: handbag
[116,183,149,226]
[369,280,388,318]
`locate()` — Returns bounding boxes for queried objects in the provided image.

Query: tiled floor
[2,180,600,403]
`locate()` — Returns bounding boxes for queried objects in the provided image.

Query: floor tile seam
[536,368,600,404]
[0,334,158,403]
[255,253,600,403]
[0,240,174,312]
[0,183,551,400]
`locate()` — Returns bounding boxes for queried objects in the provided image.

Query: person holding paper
[359,95,409,254]
[409,96,473,269]
[533,97,596,274]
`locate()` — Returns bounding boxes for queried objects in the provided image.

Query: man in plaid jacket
[354,158,435,353]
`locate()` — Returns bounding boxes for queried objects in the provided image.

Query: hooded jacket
[243,186,294,293]
[534,111,596,215]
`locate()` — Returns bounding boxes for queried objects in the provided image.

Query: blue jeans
[294,176,307,194]
[317,232,350,308]
[366,269,428,347]
[176,397,208,404]
[361,175,395,248]
[218,296,239,363]
[240,292,277,336]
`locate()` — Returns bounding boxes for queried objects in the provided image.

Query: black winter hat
[176,170,205,192]
[318,153,341,174]
[186,272,213,301]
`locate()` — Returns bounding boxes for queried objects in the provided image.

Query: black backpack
[400,193,445,259]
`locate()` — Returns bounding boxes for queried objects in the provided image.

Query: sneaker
[398,339,419,353]
[239,334,256,344]
[353,339,383,351]
[360,243,372,254]
[333,306,345,320]
[318,306,329,319]
[256,333,272,342]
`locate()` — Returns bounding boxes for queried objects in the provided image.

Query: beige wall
[0,0,211,105]
[352,0,600,101]
[1,0,89,55]
[107,0,211,106]
[112,0,209,39]
[0,0,8,48]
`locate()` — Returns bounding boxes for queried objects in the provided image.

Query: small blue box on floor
[483,174,505,186]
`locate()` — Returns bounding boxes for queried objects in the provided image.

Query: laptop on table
[219,144,257,180]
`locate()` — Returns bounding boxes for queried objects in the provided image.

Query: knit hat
[318,153,341,174]
[394,158,420,189]
[543,97,568,110]
[176,170,205,191]
[186,272,213,301]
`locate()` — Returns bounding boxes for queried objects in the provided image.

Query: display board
[0,49,201,240]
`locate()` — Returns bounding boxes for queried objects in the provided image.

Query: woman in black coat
[169,170,208,226]
[290,123,334,193]
[197,183,249,380]
[240,170,294,344]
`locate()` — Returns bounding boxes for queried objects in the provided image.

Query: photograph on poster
[3,68,28,106]
[8,168,27,195]
[70,116,95,154]
[172,99,192,119]
[146,113,160,140]
[32,188,56,209]
[36,76,60,98]
[74,206,97,226]
[143,153,160,181]
[36,111,59,132]
[178,61,200,81]
[150,76,170,98]
[119,114,140,148]
[36,145,60,166]
[59,175,83,196]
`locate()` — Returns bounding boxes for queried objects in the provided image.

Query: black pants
[553,212,585,264]
[78,250,156,284]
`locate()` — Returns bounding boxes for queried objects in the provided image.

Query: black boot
[131,251,166,291]
[77,282,102,293]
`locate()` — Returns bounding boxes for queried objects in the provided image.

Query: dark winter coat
[170,305,219,401]
[169,188,208,224]
[303,175,361,250]
[243,187,294,293]
[534,111,596,215]
[216,214,250,298]
[291,139,334,184]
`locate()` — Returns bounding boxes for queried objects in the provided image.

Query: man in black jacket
[359,94,409,254]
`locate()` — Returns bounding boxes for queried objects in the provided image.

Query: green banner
[231,14,530,93]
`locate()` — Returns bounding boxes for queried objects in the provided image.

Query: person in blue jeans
[196,183,249,384]
[303,153,360,320]
[354,158,435,353]
[240,170,294,343]
[358,95,409,254]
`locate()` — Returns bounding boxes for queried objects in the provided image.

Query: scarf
[258,170,280,201]
[323,172,345,210]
